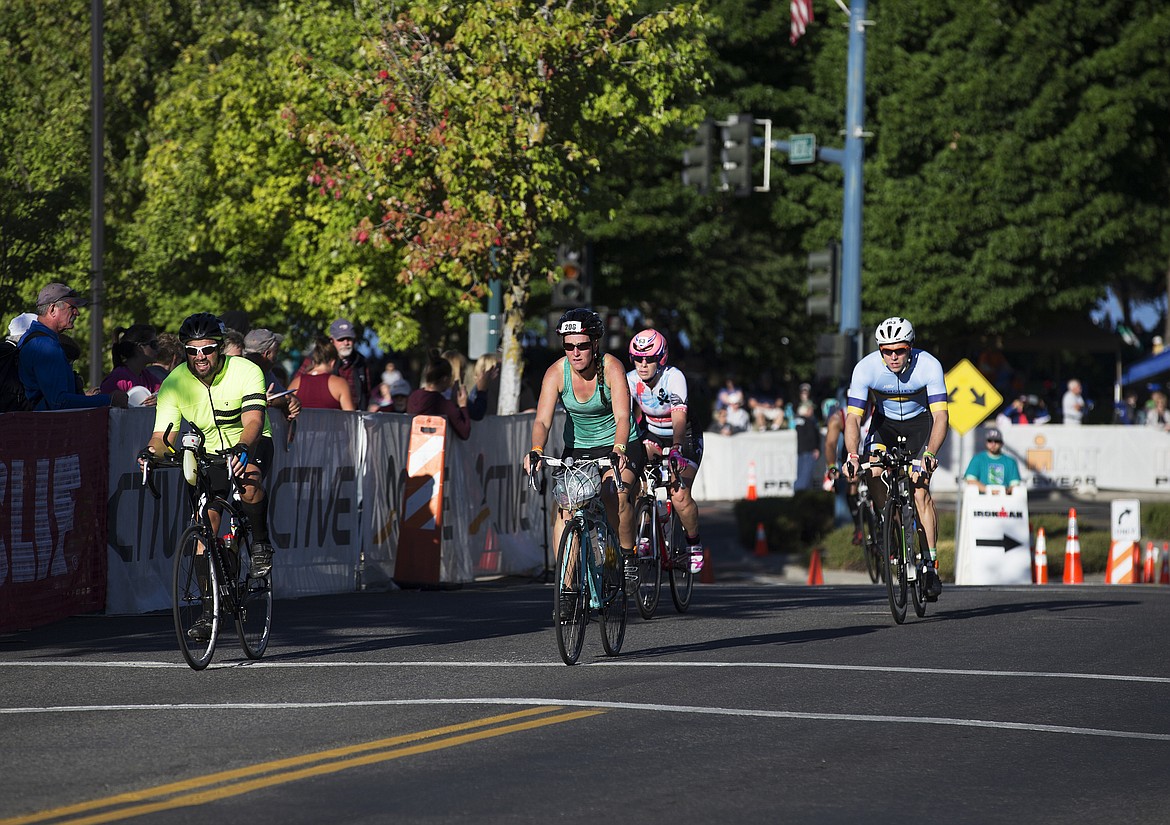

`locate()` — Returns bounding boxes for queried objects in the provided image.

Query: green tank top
[154,355,271,453]
[559,354,637,449]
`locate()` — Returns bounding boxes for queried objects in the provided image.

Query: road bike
[527,454,627,665]
[632,455,692,619]
[143,424,273,670]
[867,437,931,624]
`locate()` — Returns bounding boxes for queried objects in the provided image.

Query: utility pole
[840,0,871,357]
[89,0,104,387]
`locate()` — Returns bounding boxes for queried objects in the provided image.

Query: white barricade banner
[955,485,1031,585]
[690,430,798,500]
[991,424,1170,492]
[268,409,364,598]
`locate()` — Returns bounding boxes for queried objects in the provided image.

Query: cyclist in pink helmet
[626,328,705,573]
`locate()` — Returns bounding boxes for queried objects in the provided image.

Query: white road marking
[0,696,1166,742]
[2,659,1167,683]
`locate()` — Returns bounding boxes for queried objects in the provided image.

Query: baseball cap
[986,428,1003,442]
[37,283,88,308]
[243,328,284,354]
[389,377,412,398]
[329,318,356,339]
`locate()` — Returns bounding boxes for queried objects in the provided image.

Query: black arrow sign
[968,387,986,406]
[1118,508,1132,525]
[948,387,958,403]
[976,535,1023,553]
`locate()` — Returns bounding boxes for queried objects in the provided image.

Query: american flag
[791,0,814,44]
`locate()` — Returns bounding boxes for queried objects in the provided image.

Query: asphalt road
[3,579,1170,825]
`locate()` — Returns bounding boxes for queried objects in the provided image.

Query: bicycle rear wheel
[882,503,908,625]
[909,513,928,618]
[173,525,219,670]
[666,509,693,613]
[234,530,273,659]
[599,526,627,656]
[555,521,588,665]
[634,500,661,620]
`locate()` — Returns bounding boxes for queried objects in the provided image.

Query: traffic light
[681,119,715,194]
[551,244,591,308]
[720,114,754,196]
[815,333,851,383]
[806,242,840,322]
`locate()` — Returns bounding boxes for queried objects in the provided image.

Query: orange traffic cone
[1143,541,1156,584]
[746,461,758,501]
[1033,527,1048,584]
[1062,508,1083,584]
[1160,542,1170,585]
[700,548,714,584]
[807,548,824,586]
[754,522,768,557]
[1105,541,1137,584]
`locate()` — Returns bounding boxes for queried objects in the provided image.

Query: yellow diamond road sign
[945,358,1003,436]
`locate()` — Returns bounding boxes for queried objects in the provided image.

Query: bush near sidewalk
[732,494,1111,580]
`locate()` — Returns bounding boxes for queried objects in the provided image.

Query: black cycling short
[640,430,704,469]
[864,413,932,459]
[208,436,275,496]
[562,440,646,477]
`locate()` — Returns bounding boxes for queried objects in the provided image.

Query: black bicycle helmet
[178,312,226,344]
[556,308,603,339]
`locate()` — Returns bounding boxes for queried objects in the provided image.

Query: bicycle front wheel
[666,508,693,613]
[173,525,219,670]
[234,531,273,659]
[555,521,588,665]
[599,526,627,656]
[861,504,882,584]
[634,499,661,620]
[882,503,908,625]
[909,511,928,618]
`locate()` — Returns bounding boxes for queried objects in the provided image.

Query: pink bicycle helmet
[629,328,668,367]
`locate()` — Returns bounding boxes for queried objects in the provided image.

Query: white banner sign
[955,485,1032,585]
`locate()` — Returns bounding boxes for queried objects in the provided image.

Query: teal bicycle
[527,454,627,665]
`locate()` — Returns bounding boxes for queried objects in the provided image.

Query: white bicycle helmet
[874,316,915,347]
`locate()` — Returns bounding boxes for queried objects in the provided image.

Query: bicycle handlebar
[524,453,624,494]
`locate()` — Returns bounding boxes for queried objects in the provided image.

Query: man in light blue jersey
[842,317,949,600]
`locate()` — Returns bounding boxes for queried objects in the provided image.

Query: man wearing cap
[963,428,1021,493]
[18,283,128,410]
[295,318,372,410]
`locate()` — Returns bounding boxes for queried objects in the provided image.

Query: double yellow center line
[2,705,603,825]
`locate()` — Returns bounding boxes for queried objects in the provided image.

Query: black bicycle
[143,424,273,670]
[632,454,692,618]
[868,437,931,624]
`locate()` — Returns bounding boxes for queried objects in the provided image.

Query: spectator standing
[330,318,372,410]
[287,338,355,410]
[101,325,162,399]
[716,377,743,410]
[724,390,750,433]
[963,429,1022,493]
[244,328,300,420]
[1113,391,1141,425]
[19,283,128,410]
[1147,392,1170,432]
[406,349,470,439]
[793,400,821,491]
[223,329,246,357]
[442,348,486,419]
[144,333,184,384]
[1062,379,1086,425]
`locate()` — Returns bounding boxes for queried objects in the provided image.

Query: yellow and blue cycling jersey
[846,348,948,424]
[154,356,271,453]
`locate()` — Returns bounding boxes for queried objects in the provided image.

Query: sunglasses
[563,342,592,353]
[185,344,219,357]
[880,347,911,357]
[987,439,1003,444]
[631,355,658,364]
[141,339,159,349]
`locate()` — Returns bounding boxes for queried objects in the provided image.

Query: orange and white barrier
[1063,508,1084,584]
[1033,527,1048,584]
[1143,541,1156,584]
[1105,540,1137,584]
[1161,542,1170,585]
[395,415,448,585]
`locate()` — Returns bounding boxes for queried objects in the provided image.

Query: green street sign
[789,133,816,165]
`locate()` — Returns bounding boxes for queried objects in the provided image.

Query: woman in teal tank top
[525,309,645,593]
